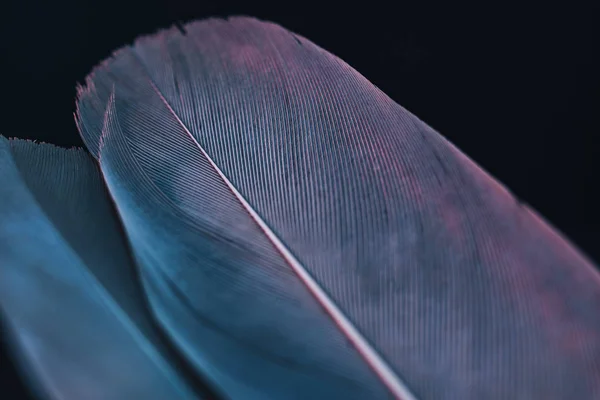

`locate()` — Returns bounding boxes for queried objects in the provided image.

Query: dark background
[1,1,598,398]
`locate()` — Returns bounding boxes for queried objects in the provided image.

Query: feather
[72,16,600,400]
[0,137,211,400]
[73,16,600,400]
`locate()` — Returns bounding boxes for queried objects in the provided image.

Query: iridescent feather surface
[1,16,600,400]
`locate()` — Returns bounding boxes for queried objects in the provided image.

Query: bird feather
[1,15,599,400]
[73,16,600,400]
[0,137,210,400]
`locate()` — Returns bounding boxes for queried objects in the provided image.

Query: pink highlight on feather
[231,45,263,69]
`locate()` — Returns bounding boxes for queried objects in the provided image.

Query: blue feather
[0,137,208,400]
[1,16,599,400]
[74,17,600,399]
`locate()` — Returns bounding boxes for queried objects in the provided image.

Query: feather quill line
[130,65,418,399]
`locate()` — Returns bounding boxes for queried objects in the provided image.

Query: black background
[1,1,598,398]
